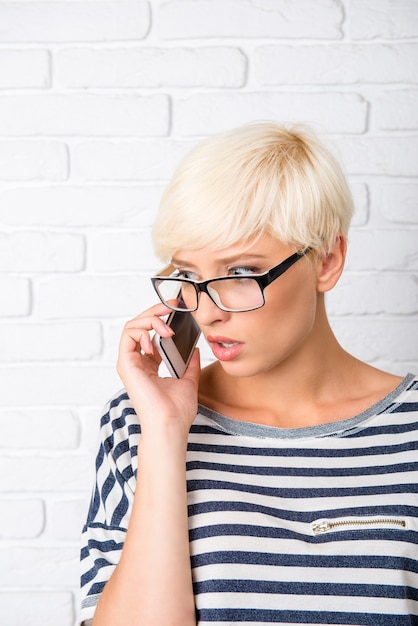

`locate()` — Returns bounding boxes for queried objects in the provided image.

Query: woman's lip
[207,336,243,361]
[207,335,241,346]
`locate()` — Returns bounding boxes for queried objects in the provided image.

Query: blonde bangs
[152,122,353,261]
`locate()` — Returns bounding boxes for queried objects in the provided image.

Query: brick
[48,497,91,541]
[376,361,418,378]
[79,407,104,453]
[55,46,247,88]
[350,182,369,227]
[0,408,80,449]
[0,185,163,228]
[255,44,418,85]
[350,0,418,39]
[0,1,150,43]
[330,317,418,362]
[0,546,78,586]
[37,275,156,319]
[0,232,85,273]
[0,277,31,317]
[0,364,119,406]
[0,49,49,88]
[327,272,418,315]
[0,499,44,539]
[89,230,159,272]
[0,454,93,491]
[173,92,368,136]
[0,141,68,181]
[376,89,418,130]
[0,322,102,362]
[345,229,418,271]
[336,136,418,176]
[0,94,169,137]
[371,183,418,224]
[160,0,343,39]
[0,592,74,626]
[73,139,194,181]
[103,322,124,363]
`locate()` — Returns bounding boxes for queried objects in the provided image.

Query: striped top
[80,373,418,625]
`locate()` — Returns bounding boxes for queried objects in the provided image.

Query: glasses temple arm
[153,263,176,278]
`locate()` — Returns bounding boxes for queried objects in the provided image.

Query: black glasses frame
[151,248,311,313]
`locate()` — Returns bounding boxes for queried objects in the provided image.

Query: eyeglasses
[151,249,310,313]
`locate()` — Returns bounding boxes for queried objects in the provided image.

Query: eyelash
[175,266,260,280]
[228,266,259,276]
[174,269,197,280]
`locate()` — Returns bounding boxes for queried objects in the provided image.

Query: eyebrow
[171,253,269,268]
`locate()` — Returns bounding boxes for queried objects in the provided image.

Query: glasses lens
[208,277,264,312]
[155,279,197,311]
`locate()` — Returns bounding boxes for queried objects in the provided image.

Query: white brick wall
[0,1,417,623]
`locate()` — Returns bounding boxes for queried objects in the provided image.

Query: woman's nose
[193,291,229,327]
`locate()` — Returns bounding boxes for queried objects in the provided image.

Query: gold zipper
[312,517,407,535]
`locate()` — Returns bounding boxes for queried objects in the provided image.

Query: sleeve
[79,390,140,624]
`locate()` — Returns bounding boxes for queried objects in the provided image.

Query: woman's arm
[92,304,200,626]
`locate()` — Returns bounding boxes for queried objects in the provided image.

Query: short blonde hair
[152,122,354,261]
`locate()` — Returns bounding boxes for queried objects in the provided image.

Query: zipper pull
[312,520,331,535]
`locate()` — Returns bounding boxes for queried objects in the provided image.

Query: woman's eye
[175,270,197,280]
[229,266,258,276]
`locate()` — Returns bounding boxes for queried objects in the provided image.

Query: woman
[80,122,418,625]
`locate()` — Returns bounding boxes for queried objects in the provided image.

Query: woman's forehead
[171,234,293,266]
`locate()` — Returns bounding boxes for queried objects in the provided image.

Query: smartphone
[154,310,201,378]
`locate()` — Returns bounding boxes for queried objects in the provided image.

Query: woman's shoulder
[99,388,140,443]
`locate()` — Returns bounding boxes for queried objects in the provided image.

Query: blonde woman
[80,122,418,626]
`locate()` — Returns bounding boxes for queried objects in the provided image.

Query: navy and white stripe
[80,373,418,625]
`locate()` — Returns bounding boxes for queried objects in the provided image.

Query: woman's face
[171,234,321,379]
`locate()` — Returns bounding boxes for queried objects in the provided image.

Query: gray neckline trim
[197,373,415,440]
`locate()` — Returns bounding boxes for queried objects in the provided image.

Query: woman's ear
[317,234,347,293]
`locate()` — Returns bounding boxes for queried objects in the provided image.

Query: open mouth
[207,336,244,361]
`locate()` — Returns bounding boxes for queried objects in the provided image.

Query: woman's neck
[198,325,402,429]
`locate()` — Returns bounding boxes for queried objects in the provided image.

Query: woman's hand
[93,302,199,626]
[117,302,201,436]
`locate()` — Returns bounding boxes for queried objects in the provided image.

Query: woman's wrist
[138,420,190,458]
